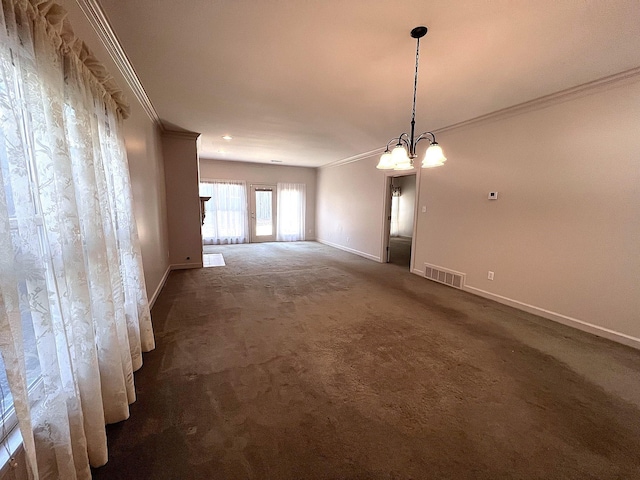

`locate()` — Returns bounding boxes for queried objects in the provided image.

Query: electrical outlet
[488,271,494,280]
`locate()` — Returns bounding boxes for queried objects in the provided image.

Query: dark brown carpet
[93,242,640,480]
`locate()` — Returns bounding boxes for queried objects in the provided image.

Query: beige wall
[316,157,386,261]
[60,0,169,304]
[123,104,169,304]
[316,77,640,346]
[200,159,317,239]
[163,133,203,268]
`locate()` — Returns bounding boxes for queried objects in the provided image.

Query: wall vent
[424,263,466,290]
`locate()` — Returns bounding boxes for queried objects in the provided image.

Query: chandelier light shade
[392,144,410,164]
[422,142,447,168]
[376,26,446,171]
[377,150,395,169]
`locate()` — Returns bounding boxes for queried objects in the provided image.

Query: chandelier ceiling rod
[408,25,423,159]
[377,26,447,171]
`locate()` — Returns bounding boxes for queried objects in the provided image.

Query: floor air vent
[424,263,465,290]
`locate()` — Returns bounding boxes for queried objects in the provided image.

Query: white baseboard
[170,262,203,270]
[409,268,639,350]
[149,265,171,309]
[147,261,203,311]
[464,285,640,350]
[317,238,382,263]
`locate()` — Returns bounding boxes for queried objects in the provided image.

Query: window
[0,1,154,474]
[200,180,249,244]
[276,183,306,242]
[0,58,44,444]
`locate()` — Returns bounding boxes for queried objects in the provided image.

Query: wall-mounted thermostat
[488,192,498,200]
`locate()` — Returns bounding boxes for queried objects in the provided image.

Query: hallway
[388,236,412,268]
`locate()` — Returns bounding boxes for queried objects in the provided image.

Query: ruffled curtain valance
[17,0,130,118]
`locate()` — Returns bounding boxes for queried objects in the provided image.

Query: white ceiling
[99,0,640,168]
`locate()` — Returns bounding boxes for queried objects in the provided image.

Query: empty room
[0,1,639,479]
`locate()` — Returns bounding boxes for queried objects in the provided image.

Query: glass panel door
[250,185,277,242]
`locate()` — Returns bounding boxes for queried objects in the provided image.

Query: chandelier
[376,26,447,170]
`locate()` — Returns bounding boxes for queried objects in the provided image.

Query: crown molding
[434,66,640,136]
[76,0,162,127]
[162,130,201,141]
[324,66,640,169]
[322,147,386,169]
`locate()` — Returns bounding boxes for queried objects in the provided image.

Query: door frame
[380,171,419,270]
[249,184,277,243]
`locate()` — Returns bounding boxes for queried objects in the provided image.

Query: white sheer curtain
[199,180,249,245]
[276,183,306,242]
[0,1,154,479]
[390,197,400,236]
[390,188,400,237]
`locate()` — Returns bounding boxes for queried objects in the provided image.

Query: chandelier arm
[384,135,410,153]
[415,131,436,147]
[398,135,411,150]
[389,133,409,148]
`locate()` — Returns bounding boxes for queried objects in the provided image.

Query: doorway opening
[385,174,416,269]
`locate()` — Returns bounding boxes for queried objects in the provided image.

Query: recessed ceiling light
[222,135,232,141]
